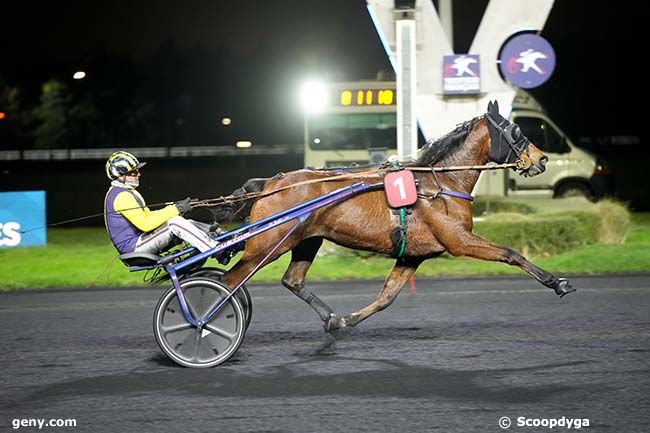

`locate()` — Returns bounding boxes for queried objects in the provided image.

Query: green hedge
[471,197,537,215]
[472,199,629,256]
[596,200,631,243]
[474,212,596,256]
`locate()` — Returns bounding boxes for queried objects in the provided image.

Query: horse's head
[484,100,547,177]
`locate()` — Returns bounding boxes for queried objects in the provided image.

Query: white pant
[133,216,218,254]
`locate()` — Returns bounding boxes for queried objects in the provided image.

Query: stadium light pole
[299,80,329,158]
[394,0,417,161]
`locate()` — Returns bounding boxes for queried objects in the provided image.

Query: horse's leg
[281,237,342,330]
[340,257,422,329]
[442,231,575,297]
[222,234,298,292]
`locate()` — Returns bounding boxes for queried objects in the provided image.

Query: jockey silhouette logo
[500,34,556,89]
[445,55,478,77]
[508,49,547,74]
[442,54,481,94]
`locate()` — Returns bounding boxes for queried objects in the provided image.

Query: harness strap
[439,189,474,201]
[386,159,409,258]
[429,165,475,201]
[193,169,381,208]
[398,208,407,258]
[191,162,518,208]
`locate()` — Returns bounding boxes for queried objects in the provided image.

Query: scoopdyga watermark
[499,416,590,429]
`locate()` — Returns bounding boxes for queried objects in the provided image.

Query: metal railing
[0,145,302,161]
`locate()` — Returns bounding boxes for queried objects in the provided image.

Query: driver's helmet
[105,151,146,180]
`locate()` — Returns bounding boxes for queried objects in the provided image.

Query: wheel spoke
[201,295,226,320]
[191,330,202,362]
[204,324,236,341]
[174,331,198,361]
[156,281,243,367]
[161,322,193,335]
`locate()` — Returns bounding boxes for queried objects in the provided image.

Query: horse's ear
[487,100,499,115]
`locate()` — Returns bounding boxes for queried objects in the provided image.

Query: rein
[191,162,519,208]
[23,162,518,232]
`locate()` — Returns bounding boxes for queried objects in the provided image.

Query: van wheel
[554,181,594,201]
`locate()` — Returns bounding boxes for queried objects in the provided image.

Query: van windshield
[516,116,568,153]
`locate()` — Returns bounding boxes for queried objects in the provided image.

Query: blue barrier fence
[0,191,46,248]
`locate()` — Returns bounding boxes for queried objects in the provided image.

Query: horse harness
[192,161,507,259]
[380,112,534,259]
[484,112,533,171]
[383,161,474,259]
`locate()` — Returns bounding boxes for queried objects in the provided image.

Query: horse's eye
[511,125,521,141]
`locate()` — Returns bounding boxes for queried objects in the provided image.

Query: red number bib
[384,170,417,208]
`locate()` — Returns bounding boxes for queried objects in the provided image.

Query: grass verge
[1,212,648,291]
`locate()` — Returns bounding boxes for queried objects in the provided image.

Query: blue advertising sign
[443,54,481,94]
[499,34,556,89]
[0,191,46,248]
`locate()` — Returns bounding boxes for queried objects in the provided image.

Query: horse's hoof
[555,278,576,298]
[323,314,346,332]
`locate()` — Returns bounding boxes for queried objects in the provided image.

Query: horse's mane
[411,116,483,166]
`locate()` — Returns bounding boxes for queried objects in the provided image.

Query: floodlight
[300,81,328,113]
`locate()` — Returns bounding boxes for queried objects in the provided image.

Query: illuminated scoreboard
[304,80,398,168]
[335,87,396,107]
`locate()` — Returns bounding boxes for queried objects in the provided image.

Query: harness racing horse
[220,101,576,331]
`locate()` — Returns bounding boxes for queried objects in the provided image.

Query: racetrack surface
[1,275,649,432]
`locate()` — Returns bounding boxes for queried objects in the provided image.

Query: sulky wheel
[188,267,252,329]
[153,277,246,368]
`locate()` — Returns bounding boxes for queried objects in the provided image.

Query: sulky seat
[119,252,163,267]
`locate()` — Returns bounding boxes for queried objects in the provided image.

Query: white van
[474,91,612,200]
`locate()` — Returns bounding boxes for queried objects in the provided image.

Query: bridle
[484,112,533,170]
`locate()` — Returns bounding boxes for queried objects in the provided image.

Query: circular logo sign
[499,34,556,89]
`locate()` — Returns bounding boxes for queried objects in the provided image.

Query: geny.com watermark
[12,418,77,430]
[499,416,590,429]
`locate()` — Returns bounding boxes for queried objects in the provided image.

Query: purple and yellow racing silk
[104,181,179,253]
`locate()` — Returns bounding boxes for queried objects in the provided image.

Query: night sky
[1,0,645,146]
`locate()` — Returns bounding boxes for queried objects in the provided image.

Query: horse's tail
[207,177,267,223]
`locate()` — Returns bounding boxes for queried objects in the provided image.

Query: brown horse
[221,101,575,331]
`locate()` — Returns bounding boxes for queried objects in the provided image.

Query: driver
[104,151,219,256]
